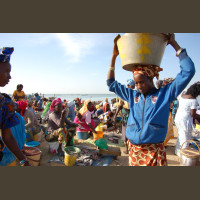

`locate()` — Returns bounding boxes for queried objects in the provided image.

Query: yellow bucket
[196,124,200,130]
[64,146,81,166]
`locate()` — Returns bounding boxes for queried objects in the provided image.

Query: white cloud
[54,33,96,63]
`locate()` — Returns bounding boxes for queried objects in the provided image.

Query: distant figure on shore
[12,84,26,102]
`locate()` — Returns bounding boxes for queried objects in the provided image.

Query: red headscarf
[132,65,163,80]
[16,101,28,116]
[50,98,62,112]
[75,98,82,106]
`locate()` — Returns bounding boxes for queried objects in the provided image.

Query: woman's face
[18,86,23,91]
[106,103,110,111]
[87,102,93,112]
[0,62,11,87]
[54,103,63,113]
[134,74,154,96]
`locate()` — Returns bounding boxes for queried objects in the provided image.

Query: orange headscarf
[133,65,163,80]
[79,100,91,116]
[103,102,110,113]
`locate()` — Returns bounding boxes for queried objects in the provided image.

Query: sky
[0,33,199,95]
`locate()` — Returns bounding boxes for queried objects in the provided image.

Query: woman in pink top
[74,100,97,134]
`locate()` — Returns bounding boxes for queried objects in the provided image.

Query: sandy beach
[22,125,188,167]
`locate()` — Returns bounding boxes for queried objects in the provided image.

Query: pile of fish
[65,148,77,155]
[76,147,100,166]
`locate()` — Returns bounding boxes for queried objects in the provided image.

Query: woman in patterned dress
[0,47,30,166]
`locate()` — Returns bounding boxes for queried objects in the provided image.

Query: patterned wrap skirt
[127,140,167,166]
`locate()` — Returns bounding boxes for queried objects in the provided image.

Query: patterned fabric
[164,111,174,146]
[127,140,167,166]
[163,78,175,85]
[0,93,20,129]
[0,47,14,63]
[0,93,20,163]
[25,124,41,142]
[46,126,76,145]
[132,65,163,80]
[0,112,26,166]
[98,111,112,123]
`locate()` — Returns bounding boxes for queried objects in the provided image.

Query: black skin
[107,33,182,97]
[0,62,30,166]
[181,93,200,123]
[133,74,154,97]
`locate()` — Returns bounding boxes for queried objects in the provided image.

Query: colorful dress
[0,94,20,162]
[0,113,26,166]
[164,111,174,146]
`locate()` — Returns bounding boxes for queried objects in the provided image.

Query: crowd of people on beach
[0,33,200,166]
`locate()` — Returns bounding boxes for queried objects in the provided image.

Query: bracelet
[109,67,115,71]
[20,158,29,166]
[176,48,184,57]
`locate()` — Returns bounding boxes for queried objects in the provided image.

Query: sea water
[28,93,200,105]
[39,94,118,102]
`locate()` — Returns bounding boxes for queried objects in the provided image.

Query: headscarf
[67,101,75,108]
[50,98,62,112]
[0,47,14,63]
[163,78,175,85]
[16,101,28,116]
[79,100,91,116]
[132,65,163,80]
[103,102,110,113]
[123,101,130,110]
[127,79,135,86]
[96,105,100,109]
[75,98,82,106]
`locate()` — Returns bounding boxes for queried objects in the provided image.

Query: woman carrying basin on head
[107,34,195,166]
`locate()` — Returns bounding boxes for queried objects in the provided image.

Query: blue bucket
[25,141,40,147]
[77,132,89,140]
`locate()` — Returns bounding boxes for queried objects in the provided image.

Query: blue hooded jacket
[107,50,195,145]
